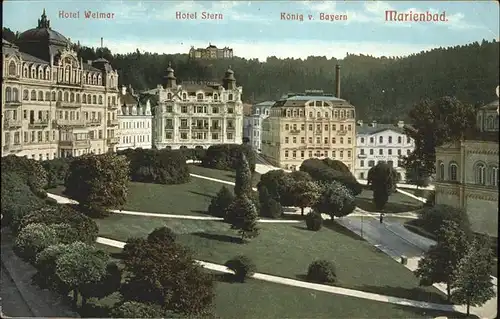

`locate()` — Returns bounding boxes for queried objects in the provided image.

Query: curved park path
[48,166,497,318]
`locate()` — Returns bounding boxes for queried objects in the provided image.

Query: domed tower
[223,66,236,90]
[17,9,70,62]
[163,62,176,89]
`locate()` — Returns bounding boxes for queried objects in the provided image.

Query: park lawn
[189,164,261,187]
[94,245,469,319]
[355,189,423,213]
[96,214,448,304]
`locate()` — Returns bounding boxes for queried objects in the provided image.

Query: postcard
[1,1,499,319]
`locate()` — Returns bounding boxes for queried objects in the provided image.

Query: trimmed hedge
[202,144,256,172]
[305,212,323,231]
[300,159,362,196]
[225,255,257,282]
[306,260,337,284]
[118,148,190,184]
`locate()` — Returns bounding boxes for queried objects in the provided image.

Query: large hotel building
[151,63,243,149]
[261,65,357,171]
[1,11,120,160]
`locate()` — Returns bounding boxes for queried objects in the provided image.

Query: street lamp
[360,215,364,238]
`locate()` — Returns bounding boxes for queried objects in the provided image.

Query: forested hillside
[3,27,498,121]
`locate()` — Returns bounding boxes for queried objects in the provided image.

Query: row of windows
[166,119,233,129]
[164,105,234,114]
[285,123,353,132]
[5,87,117,105]
[7,60,109,86]
[253,108,270,116]
[166,92,234,101]
[4,129,109,144]
[165,132,235,140]
[280,108,355,119]
[359,136,411,144]
[284,149,352,159]
[7,109,114,122]
[360,148,412,156]
[285,136,353,145]
[477,114,499,131]
[120,121,151,129]
[120,135,150,144]
[437,161,498,186]
[359,160,402,168]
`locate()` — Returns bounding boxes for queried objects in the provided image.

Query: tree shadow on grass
[356,284,450,305]
[213,273,237,283]
[188,191,214,199]
[355,197,421,214]
[226,173,236,179]
[322,220,364,241]
[392,304,476,319]
[292,225,308,231]
[281,213,305,221]
[295,274,309,281]
[192,231,241,244]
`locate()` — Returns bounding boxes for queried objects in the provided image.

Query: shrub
[305,212,323,231]
[147,226,177,244]
[225,195,259,241]
[14,223,60,263]
[19,205,99,244]
[1,171,45,229]
[65,153,130,214]
[202,144,256,172]
[418,204,471,236]
[300,159,362,196]
[306,260,337,284]
[207,186,235,218]
[314,181,356,219]
[257,170,295,206]
[178,148,206,161]
[111,301,164,318]
[42,158,73,188]
[1,155,48,191]
[118,149,190,184]
[225,255,257,282]
[45,197,59,206]
[259,185,282,219]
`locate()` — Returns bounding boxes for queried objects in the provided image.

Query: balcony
[59,139,91,149]
[337,130,348,135]
[28,120,49,129]
[3,119,22,129]
[179,126,190,130]
[56,101,81,108]
[210,126,221,130]
[4,100,22,108]
[87,119,102,127]
[107,119,119,126]
[53,119,86,127]
[107,104,119,110]
[193,126,209,131]
[289,129,301,134]
[227,127,235,131]
[107,137,119,144]
[3,144,22,152]
[358,153,367,158]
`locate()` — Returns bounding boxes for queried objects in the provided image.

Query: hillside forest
[3,27,499,122]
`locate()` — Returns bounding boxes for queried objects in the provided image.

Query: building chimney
[357,120,363,126]
[397,120,404,128]
[371,120,377,127]
[335,64,341,98]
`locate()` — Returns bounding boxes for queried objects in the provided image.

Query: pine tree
[234,153,252,197]
[452,242,495,316]
[226,195,259,242]
[208,186,234,218]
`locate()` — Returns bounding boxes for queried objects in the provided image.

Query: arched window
[167,93,172,100]
[438,161,445,180]
[30,90,36,100]
[92,95,97,104]
[65,66,70,82]
[112,96,116,105]
[486,116,494,130]
[474,162,486,185]
[87,74,92,84]
[379,136,383,143]
[87,94,92,103]
[12,88,19,101]
[98,75,102,86]
[98,96,103,104]
[82,94,87,104]
[317,112,321,118]
[5,87,12,101]
[38,67,43,79]
[197,93,204,101]
[57,91,63,101]
[213,93,218,101]
[52,91,56,101]
[92,75,97,85]
[228,93,233,101]
[76,94,80,102]
[45,68,50,80]
[449,162,458,181]
[388,136,393,143]
[31,67,36,78]
[70,92,75,102]
[182,93,187,100]
[8,61,16,76]
[44,91,50,101]
[38,91,44,101]
[64,91,69,102]
[23,66,28,77]
[490,166,498,187]
[23,89,29,100]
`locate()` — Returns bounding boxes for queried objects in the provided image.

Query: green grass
[95,244,471,319]
[355,189,424,213]
[189,164,261,187]
[96,214,449,304]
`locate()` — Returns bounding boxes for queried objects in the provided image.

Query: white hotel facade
[354,121,415,181]
[243,100,274,152]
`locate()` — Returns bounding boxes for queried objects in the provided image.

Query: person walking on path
[379,213,385,224]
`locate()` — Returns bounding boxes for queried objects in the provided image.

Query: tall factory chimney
[335,64,341,98]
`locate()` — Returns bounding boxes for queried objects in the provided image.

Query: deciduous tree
[291,180,321,216]
[313,181,356,219]
[367,162,399,211]
[452,242,495,316]
[14,223,59,263]
[414,221,469,300]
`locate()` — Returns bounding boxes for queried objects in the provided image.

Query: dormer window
[38,68,43,79]
[45,68,50,80]
[167,93,173,100]
[64,92,69,102]
[228,93,233,101]
[315,101,322,107]
[8,61,16,76]
[213,93,218,101]
[197,93,204,101]
[182,93,187,101]
[31,67,36,78]
[23,67,28,77]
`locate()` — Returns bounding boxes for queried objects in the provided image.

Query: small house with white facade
[243,101,274,152]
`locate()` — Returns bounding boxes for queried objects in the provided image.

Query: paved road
[0,263,34,318]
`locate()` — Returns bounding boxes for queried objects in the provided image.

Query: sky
[3,0,499,61]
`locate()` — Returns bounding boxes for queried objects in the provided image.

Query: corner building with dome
[1,10,120,160]
[151,63,244,149]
